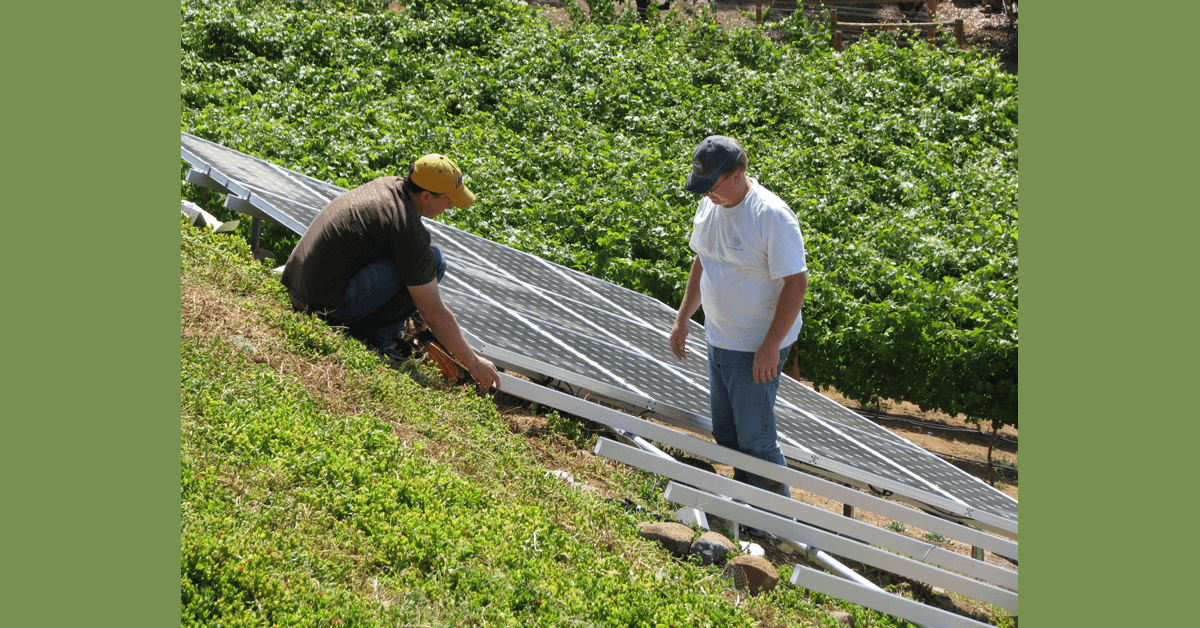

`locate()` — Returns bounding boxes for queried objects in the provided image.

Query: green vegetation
[181,219,924,626]
[181,1,1016,422]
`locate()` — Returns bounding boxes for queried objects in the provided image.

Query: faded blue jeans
[707,343,792,498]
[324,246,446,348]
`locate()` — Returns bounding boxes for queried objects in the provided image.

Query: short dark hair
[401,164,440,198]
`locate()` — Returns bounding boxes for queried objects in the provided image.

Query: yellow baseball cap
[410,154,477,208]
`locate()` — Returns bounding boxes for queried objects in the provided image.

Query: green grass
[182,218,930,626]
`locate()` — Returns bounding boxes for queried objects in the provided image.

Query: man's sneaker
[374,344,406,365]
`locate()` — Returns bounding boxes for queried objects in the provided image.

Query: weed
[885,521,907,533]
[547,411,589,448]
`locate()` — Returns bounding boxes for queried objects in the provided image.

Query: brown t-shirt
[280,177,436,312]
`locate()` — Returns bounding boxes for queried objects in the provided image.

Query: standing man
[669,136,808,497]
[281,154,500,393]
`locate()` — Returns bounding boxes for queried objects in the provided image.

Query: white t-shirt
[689,178,808,351]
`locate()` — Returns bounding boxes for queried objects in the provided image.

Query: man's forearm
[760,272,808,351]
[675,257,704,325]
[409,281,485,369]
[423,304,475,365]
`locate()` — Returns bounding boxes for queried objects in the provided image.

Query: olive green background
[7,1,1193,625]
[4,2,179,627]
[1025,1,1196,625]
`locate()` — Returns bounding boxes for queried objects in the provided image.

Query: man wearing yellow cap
[281,154,500,392]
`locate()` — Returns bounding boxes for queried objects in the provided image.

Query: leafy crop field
[181,0,1017,425]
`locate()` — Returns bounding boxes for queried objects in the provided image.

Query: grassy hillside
[182,219,927,626]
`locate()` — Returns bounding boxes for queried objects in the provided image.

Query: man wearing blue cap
[669,136,808,497]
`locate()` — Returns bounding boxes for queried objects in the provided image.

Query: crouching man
[280,154,500,393]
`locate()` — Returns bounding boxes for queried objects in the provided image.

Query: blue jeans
[325,246,446,347]
[708,343,792,498]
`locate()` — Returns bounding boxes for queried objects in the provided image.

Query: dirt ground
[532,0,1017,74]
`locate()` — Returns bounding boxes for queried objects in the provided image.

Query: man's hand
[753,344,781,385]
[467,355,501,394]
[670,322,691,360]
[409,279,500,394]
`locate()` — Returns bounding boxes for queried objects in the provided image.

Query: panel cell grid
[428,221,680,327]
[442,257,708,382]
[182,133,345,233]
[776,374,911,446]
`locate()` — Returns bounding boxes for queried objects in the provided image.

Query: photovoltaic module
[182,132,1017,537]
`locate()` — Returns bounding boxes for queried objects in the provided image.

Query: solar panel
[180,132,1018,535]
[183,133,344,234]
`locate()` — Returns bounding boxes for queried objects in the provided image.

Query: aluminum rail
[595,438,1017,592]
[499,374,1018,562]
[663,482,1017,613]
[790,563,995,628]
[597,436,880,592]
[779,537,882,591]
[609,429,675,461]
[779,441,1018,540]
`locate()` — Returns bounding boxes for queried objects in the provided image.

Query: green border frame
[1027,1,1195,624]
[5,3,178,626]
[10,0,1190,623]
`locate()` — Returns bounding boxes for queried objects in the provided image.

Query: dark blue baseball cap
[684,135,745,194]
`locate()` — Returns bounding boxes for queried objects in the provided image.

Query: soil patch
[531,0,1017,74]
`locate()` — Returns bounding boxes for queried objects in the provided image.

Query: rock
[638,521,695,557]
[690,531,738,566]
[677,455,717,474]
[722,555,779,596]
[829,609,855,626]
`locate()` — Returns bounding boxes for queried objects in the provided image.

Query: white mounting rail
[499,374,1017,561]
[791,563,997,628]
[663,482,1017,613]
[595,438,1017,592]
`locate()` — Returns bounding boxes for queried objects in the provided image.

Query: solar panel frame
[179,133,1019,535]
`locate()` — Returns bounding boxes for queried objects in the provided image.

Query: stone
[690,531,738,566]
[637,521,695,557]
[721,555,779,596]
[829,610,855,627]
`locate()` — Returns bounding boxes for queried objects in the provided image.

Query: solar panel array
[181,132,1018,532]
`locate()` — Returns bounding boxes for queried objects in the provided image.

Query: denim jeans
[707,343,793,498]
[324,246,446,348]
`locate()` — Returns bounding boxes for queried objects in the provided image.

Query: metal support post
[250,216,263,252]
